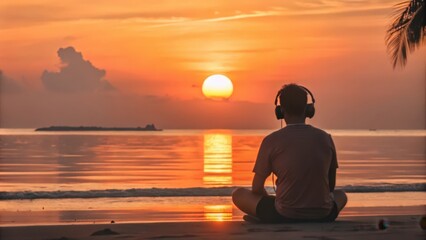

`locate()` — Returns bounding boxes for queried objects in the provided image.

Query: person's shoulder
[262,128,285,143]
[263,130,277,141]
[307,125,332,138]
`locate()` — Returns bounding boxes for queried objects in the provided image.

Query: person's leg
[333,189,348,212]
[232,188,264,216]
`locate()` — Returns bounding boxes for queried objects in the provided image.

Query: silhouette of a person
[232,84,347,223]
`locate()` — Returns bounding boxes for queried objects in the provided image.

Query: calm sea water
[0,129,425,225]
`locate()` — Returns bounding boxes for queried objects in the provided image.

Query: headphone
[274,85,316,119]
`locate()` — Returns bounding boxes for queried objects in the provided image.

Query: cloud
[0,70,22,94]
[0,3,192,29]
[0,1,395,30]
[41,47,115,93]
[148,10,280,28]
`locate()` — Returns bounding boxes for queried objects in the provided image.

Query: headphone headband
[298,86,315,104]
[274,90,281,106]
[274,85,315,105]
[274,84,316,119]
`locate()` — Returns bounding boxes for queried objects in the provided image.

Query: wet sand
[1,215,424,240]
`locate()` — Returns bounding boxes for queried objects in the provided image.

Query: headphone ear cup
[275,106,284,120]
[305,104,315,118]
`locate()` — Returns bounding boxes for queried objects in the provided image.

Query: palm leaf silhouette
[386,0,425,68]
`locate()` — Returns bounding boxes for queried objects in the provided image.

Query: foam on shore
[0,183,424,200]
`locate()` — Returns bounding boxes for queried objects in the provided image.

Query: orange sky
[0,0,425,129]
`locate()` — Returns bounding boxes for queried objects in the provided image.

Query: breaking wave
[0,183,424,200]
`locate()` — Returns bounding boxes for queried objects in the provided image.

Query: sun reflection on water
[203,134,232,186]
[204,205,233,222]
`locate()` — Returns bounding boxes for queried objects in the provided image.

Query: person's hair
[279,84,307,116]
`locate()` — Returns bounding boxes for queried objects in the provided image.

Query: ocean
[0,129,425,225]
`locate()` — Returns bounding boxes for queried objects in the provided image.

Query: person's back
[255,125,336,219]
[232,84,347,223]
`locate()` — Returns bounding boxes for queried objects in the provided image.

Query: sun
[202,74,233,100]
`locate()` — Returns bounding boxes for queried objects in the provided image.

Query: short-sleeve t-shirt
[253,124,338,219]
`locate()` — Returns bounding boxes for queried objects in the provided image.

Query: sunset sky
[0,0,425,129]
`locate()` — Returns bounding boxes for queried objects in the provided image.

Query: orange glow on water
[1,129,425,225]
[204,205,233,222]
[1,129,424,193]
[203,134,233,186]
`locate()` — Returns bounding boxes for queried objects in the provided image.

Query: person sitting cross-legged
[232,84,347,223]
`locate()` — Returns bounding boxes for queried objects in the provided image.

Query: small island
[35,124,162,131]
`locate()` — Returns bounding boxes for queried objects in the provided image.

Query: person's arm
[328,135,338,192]
[328,159,336,192]
[252,173,268,196]
[252,137,272,195]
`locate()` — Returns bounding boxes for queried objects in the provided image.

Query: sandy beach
[1,215,425,240]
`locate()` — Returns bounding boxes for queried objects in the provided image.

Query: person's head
[279,84,307,119]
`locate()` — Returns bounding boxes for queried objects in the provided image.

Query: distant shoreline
[35,124,162,131]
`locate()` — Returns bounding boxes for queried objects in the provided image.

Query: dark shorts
[256,195,339,223]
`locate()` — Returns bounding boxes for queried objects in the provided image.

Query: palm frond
[386,0,425,68]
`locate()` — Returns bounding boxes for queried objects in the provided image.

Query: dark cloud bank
[1,46,425,129]
[0,70,22,94]
[41,47,115,93]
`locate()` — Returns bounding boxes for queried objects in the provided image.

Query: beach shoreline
[1,193,425,226]
[1,215,424,240]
